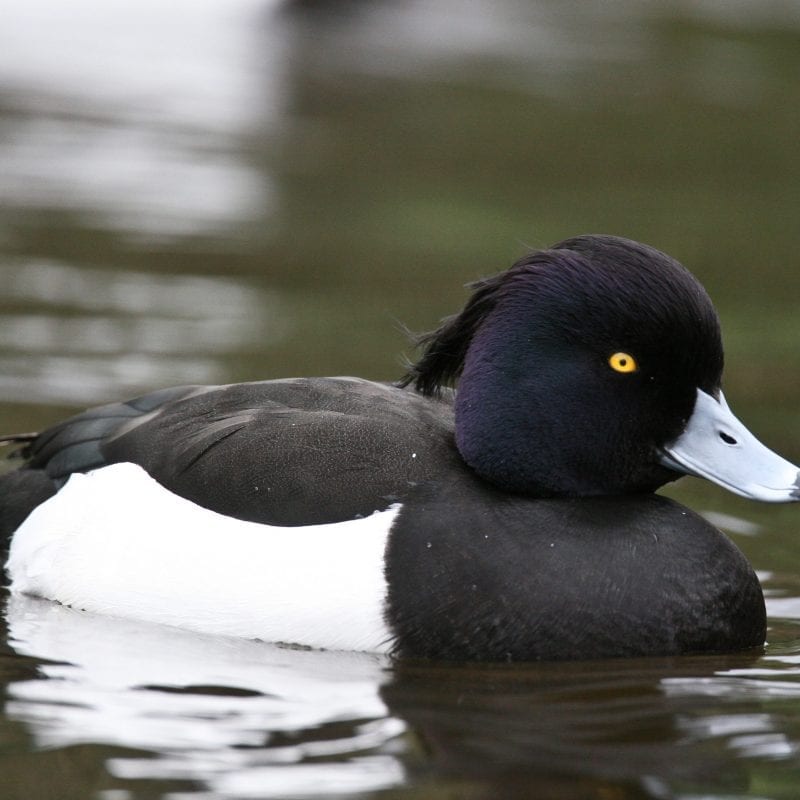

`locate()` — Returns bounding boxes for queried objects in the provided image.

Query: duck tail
[0,432,54,551]
[0,432,38,456]
[0,469,58,552]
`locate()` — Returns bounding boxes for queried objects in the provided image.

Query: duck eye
[608,352,638,373]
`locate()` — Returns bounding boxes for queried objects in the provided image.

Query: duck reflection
[3,594,403,797]
[382,650,777,800]
[4,594,787,799]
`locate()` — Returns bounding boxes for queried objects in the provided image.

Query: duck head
[402,234,800,501]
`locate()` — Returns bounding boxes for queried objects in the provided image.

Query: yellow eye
[608,352,638,373]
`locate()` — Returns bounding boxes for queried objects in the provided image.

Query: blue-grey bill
[660,389,800,503]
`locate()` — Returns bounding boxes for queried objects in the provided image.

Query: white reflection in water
[675,711,794,758]
[765,596,800,620]
[0,354,219,406]
[659,638,800,759]
[1,259,263,316]
[5,594,405,798]
[660,678,798,760]
[662,675,800,700]
[0,120,268,236]
[0,0,282,234]
[0,315,254,354]
[0,259,287,405]
[700,510,761,537]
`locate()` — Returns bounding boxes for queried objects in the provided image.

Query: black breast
[384,474,766,661]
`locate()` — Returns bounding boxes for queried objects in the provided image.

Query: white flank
[7,463,399,652]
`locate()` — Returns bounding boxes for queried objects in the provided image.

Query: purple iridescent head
[400,235,800,501]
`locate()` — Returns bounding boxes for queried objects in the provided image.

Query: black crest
[397,259,539,397]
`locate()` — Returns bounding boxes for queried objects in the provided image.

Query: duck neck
[454,359,559,497]
[453,319,574,496]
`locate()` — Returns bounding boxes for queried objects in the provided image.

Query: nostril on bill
[719,431,737,445]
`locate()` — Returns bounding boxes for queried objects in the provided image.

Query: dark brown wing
[1,377,459,536]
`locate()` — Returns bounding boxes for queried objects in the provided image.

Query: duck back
[0,377,458,538]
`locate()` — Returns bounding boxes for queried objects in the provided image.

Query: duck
[1,234,798,661]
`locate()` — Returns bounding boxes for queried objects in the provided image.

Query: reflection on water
[5,595,404,798]
[0,0,277,235]
[0,259,286,405]
[7,593,800,799]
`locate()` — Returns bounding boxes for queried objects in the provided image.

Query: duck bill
[660,389,800,502]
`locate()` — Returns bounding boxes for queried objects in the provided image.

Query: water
[5,597,800,800]
[2,1,800,797]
